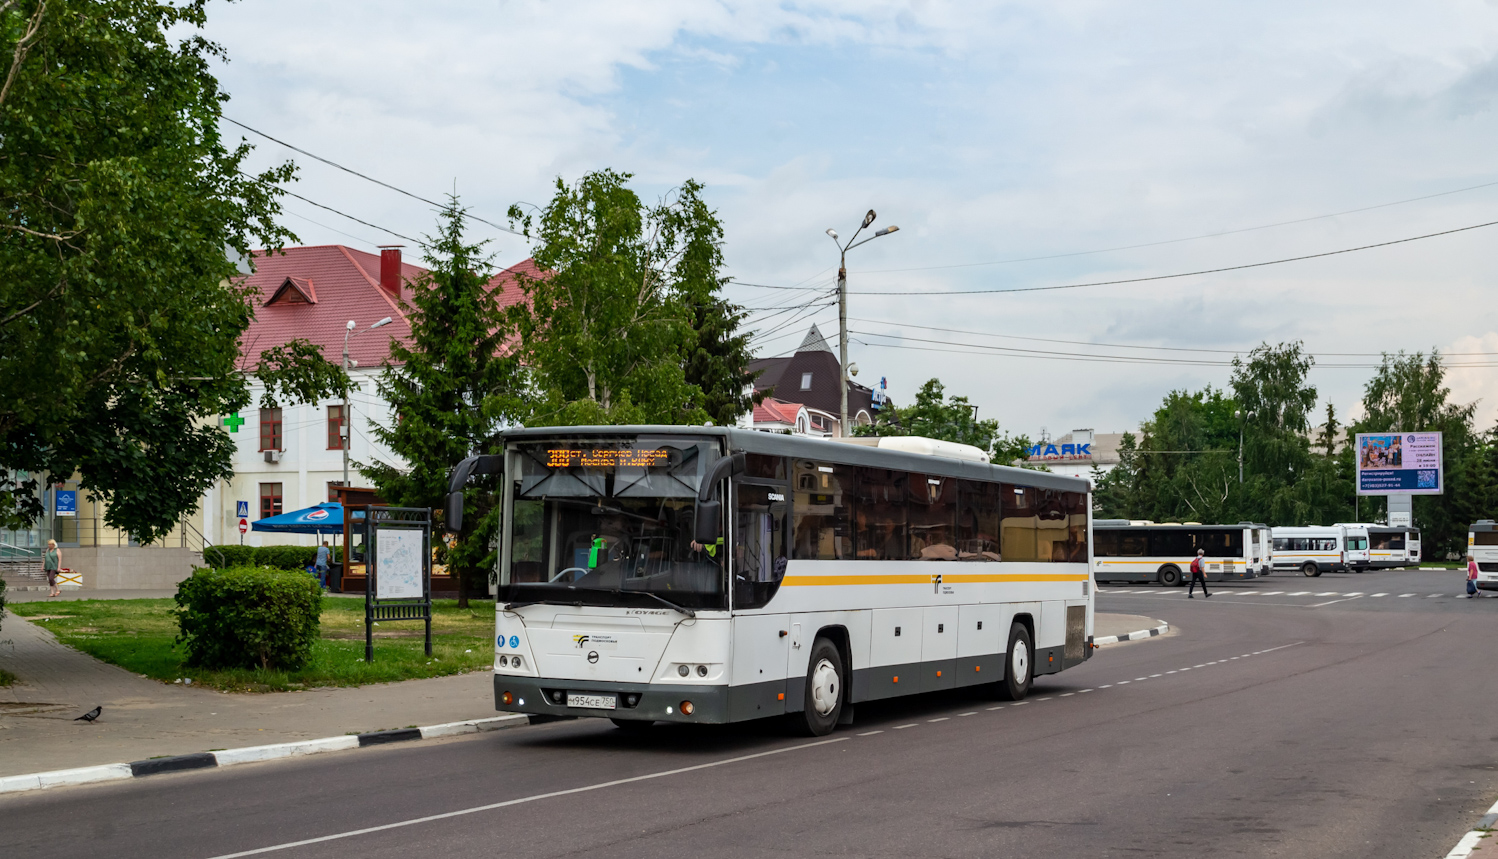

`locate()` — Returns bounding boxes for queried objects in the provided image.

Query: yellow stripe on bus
[782,573,1089,587]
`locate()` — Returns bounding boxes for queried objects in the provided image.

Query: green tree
[0,0,304,540]
[364,200,522,607]
[507,171,747,427]
[854,378,1031,463]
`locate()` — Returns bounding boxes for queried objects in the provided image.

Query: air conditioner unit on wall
[264,449,282,464]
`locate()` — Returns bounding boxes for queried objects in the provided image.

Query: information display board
[375,527,424,600]
[1355,432,1442,496]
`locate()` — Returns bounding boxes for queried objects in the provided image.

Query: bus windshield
[502,440,727,611]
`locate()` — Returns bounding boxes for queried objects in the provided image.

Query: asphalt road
[6,567,1496,859]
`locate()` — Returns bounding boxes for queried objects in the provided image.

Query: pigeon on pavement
[73,706,102,722]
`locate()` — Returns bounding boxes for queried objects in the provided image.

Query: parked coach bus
[1469,520,1498,592]
[444,427,1094,735]
[1271,525,1370,576]
[1092,521,1261,586]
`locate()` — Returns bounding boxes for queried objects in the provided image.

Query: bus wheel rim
[809,658,839,716]
[1012,640,1029,682]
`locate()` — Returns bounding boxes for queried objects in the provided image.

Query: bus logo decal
[574,634,590,647]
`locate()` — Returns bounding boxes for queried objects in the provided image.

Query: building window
[327,405,346,450]
[800,372,813,391]
[259,408,282,452]
[260,483,283,520]
[327,481,345,503]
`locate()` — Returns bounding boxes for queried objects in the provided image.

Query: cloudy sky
[205,0,1498,439]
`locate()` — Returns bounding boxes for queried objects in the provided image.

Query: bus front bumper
[493,675,732,724]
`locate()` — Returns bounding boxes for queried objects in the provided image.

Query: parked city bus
[1271,525,1363,576]
[1469,520,1498,592]
[1248,523,1274,576]
[444,427,1094,735]
[1092,521,1260,586]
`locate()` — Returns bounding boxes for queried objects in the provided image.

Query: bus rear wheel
[1000,623,1033,701]
[798,637,844,737]
[1159,566,1182,587]
[1301,562,1320,578]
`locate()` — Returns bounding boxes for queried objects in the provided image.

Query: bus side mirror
[693,453,745,545]
[695,500,721,543]
[444,492,464,533]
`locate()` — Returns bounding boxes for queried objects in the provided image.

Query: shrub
[175,567,323,671]
[202,544,256,569]
[256,545,319,571]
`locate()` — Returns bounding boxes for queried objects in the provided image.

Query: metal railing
[49,518,209,551]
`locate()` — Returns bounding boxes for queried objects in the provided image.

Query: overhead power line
[225,116,526,238]
[847,218,1498,296]
[857,177,1498,275]
[848,317,1498,358]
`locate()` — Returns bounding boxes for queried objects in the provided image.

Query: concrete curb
[0,714,528,796]
[1443,797,1498,859]
[1093,620,1169,645]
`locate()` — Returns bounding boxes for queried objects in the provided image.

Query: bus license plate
[567,693,617,710]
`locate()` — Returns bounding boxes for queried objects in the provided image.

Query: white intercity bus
[1091,521,1262,586]
[1368,525,1420,568]
[444,426,1094,735]
[1469,520,1498,592]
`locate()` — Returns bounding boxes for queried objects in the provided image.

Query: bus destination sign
[546,448,670,469]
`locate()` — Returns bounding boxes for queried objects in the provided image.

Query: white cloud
[197,0,1498,435]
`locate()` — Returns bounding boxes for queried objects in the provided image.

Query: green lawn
[10,597,496,693]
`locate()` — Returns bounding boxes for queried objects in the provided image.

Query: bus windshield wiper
[609,589,696,618]
[502,599,582,611]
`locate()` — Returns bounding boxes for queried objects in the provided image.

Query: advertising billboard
[1355,432,1442,496]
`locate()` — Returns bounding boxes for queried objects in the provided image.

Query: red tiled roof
[753,397,804,425]
[239,245,426,370]
[238,246,540,369]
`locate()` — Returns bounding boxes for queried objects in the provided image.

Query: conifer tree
[365,199,522,606]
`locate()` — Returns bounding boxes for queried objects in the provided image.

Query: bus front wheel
[1159,566,1182,587]
[798,638,844,737]
[1301,562,1320,578]
[1000,623,1033,701]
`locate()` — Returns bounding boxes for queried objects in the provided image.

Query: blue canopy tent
[251,502,344,535]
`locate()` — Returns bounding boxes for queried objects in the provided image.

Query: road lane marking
[1288,591,1310,595]
[1261,591,1284,595]
[1372,593,1388,597]
[1343,592,1364,597]
[858,731,884,736]
[1060,693,1074,697]
[1310,594,1365,607]
[1399,593,1415,597]
[928,717,949,722]
[1079,689,1093,693]
[1011,701,1029,706]
[893,724,918,729]
[958,712,977,716]
[202,735,850,859]
[1150,673,1162,677]
[1314,592,1337,596]
[986,706,1005,710]
[1429,594,1444,598]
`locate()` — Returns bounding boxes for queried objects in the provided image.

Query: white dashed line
[893,724,918,729]
[1314,592,1336,596]
[1099,684,1112,688]
[1429,594,1444,598]
[928,717,949,723]
[986,706,1005,711]
[1116,680,1130,684]
[1344,592,1364,597]
[1399,593,1415,597]
[1371,593,1388,597]
[1261,591,1284,595]
[958,712,977,717]
[1011,701,1029,706]
[1288,591,1310,596]
[1150,673,1162,677]
[1079,689,1093,693]
[858,730,884,736]
[1060,693,1075,698]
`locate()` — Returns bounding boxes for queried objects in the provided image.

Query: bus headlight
[499,656,509,667]
[696,665,708,677]
[512,655,522,670]
[678,664,690,677]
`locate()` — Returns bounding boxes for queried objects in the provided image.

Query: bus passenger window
[957,479,1000,561]
[909,474,957,560]
[853,468,907,561]
[1001,484,1041,562]
[792,461,850,560]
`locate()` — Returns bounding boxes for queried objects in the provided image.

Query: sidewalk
[0,611,496,778]
[0,606,1163,779]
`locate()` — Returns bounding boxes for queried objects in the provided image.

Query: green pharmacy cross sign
[222,412,245,433]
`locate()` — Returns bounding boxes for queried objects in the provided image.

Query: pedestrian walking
[43,539,61,597]
[1188,548,1211,598]
[1467,554,1480,598]
[315,540,331,591]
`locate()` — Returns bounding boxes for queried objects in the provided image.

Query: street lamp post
[342,316,393,487]
[827,211,899,434]
[1235,409,1254,483]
